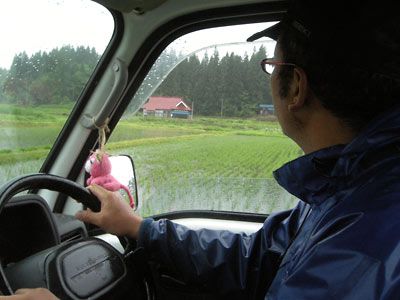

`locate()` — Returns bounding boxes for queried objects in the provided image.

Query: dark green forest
[1,45,272,117]
[0,45,99,105]
[152,45,272,117]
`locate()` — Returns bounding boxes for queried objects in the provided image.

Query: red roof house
[142,96,192,118]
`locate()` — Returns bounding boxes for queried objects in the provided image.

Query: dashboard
[0,195,87,266]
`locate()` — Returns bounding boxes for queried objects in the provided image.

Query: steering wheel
[0,173,150,300]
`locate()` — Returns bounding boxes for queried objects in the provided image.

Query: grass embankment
[0,103,72,125]
[0,103,72,165]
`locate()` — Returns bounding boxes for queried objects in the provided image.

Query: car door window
[110,23,302,216]
[0,0,113,183]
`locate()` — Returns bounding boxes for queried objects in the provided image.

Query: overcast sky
[0,0,276,69]
[0,0,113,69]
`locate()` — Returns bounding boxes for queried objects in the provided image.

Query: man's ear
[288,67,308,112]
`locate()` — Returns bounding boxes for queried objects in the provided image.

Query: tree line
[0,44,272,117]
[153,45,272,117]
[0,45,99,105]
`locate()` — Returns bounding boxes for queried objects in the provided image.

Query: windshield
[0,0,113,184]
[111,23,302,216]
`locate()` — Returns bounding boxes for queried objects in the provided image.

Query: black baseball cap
[247,0,374,43]
[247,0,400,76]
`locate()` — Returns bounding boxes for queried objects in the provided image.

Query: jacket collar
[273,105,400,205]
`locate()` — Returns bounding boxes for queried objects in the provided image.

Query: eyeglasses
[260,58,297,75]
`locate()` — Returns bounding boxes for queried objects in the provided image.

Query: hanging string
[95,118,110,156]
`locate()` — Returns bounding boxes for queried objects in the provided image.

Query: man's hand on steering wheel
[76,184,143,238]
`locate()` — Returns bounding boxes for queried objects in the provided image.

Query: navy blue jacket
[138,106,400,299]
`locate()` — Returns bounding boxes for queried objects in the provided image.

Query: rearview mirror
[109,155,139,210]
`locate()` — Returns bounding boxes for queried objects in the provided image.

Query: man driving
[1,0,400,299]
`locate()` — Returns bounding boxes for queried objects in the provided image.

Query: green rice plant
[111,134,301,216]
[0,159,43,184]
[0,146,51,165]
[135,176,298,216]
[0,103,71,124]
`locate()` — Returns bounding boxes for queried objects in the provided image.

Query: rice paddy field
[0,104,302,216]
[115,134,301,216]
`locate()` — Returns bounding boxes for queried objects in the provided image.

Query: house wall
[143,109,191,118]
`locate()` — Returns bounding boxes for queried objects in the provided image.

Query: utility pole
[191,100,194,119]
[220,98,224,117]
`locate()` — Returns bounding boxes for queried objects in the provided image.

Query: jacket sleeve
[137,201,308,297]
